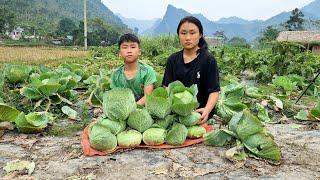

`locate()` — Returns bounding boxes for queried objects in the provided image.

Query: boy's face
[119,41,141,63]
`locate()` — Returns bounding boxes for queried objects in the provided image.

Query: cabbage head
[127,109,154,132]
[166,123,188,145]
[117,130,142,147]
[168,81,199,116]
[143,128,166,145]
[146,87,171,119]
[179,112,201,127]
[89,123,117,152]
[97,118,126,135]
[103,88,136,121]
[151,115,175,129]
[15,112,50,134]
[4,64,32,84]
[187,126,206,139]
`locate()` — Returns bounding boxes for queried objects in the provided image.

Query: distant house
[9,27,24,40]
[206,37,225,47]
[277,31,320,55]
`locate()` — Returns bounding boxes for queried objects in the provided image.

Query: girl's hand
[196,108,210,124]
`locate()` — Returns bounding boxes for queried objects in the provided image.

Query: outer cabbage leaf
[243,133,281,161]
[0,103,20,122]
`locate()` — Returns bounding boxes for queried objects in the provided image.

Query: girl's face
[178,22,202,50]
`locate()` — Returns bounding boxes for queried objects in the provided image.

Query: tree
[72,21,84,45]
[284,8,304,31]
[87,17,120,46]
[227,37,249,48]
[213,30,228,43]
[0,8,16,34]
[259,26,280,44]
[56,18,77,37]
[134,27,139,35]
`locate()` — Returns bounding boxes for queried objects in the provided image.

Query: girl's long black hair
[177,16,208,50]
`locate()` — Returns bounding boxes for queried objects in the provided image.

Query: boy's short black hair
[118,33,140,48]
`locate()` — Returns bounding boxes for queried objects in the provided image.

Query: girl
[162,16,220,124]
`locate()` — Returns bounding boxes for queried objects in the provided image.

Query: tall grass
[0,46,88,65]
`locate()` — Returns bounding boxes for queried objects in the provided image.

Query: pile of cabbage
[88,81,207,152]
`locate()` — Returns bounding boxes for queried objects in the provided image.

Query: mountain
[2,0,128,32]
[116,13,160,34]
[216,16,262,24]
[150,1,320,40]
[301,0,320,19]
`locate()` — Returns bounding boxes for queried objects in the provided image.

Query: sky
[102,0,314,21]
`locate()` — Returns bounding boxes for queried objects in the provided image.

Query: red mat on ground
[81,123,213,156]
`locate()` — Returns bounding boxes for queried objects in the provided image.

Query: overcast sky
[102,0,314,21]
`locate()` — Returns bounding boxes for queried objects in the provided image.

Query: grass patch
[0,46,88,65]
[48,123,84,137]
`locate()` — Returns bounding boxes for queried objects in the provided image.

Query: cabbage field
[0,37,320,179]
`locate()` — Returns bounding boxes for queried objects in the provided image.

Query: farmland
[0,37,320,179]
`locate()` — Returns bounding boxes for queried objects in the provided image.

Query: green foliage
[56,18,77,37]
[227,37,250,48]
[272,76,297,95]
[0,7,16,34]
[258,26,280,45]
[1,0,129,38]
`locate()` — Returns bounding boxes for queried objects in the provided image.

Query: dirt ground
[0,122,319,180]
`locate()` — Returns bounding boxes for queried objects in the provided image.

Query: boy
[110,33,157,106]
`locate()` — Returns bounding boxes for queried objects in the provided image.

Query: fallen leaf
[3,160,35,175]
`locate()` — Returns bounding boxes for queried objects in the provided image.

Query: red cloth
[81,123,214,156]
